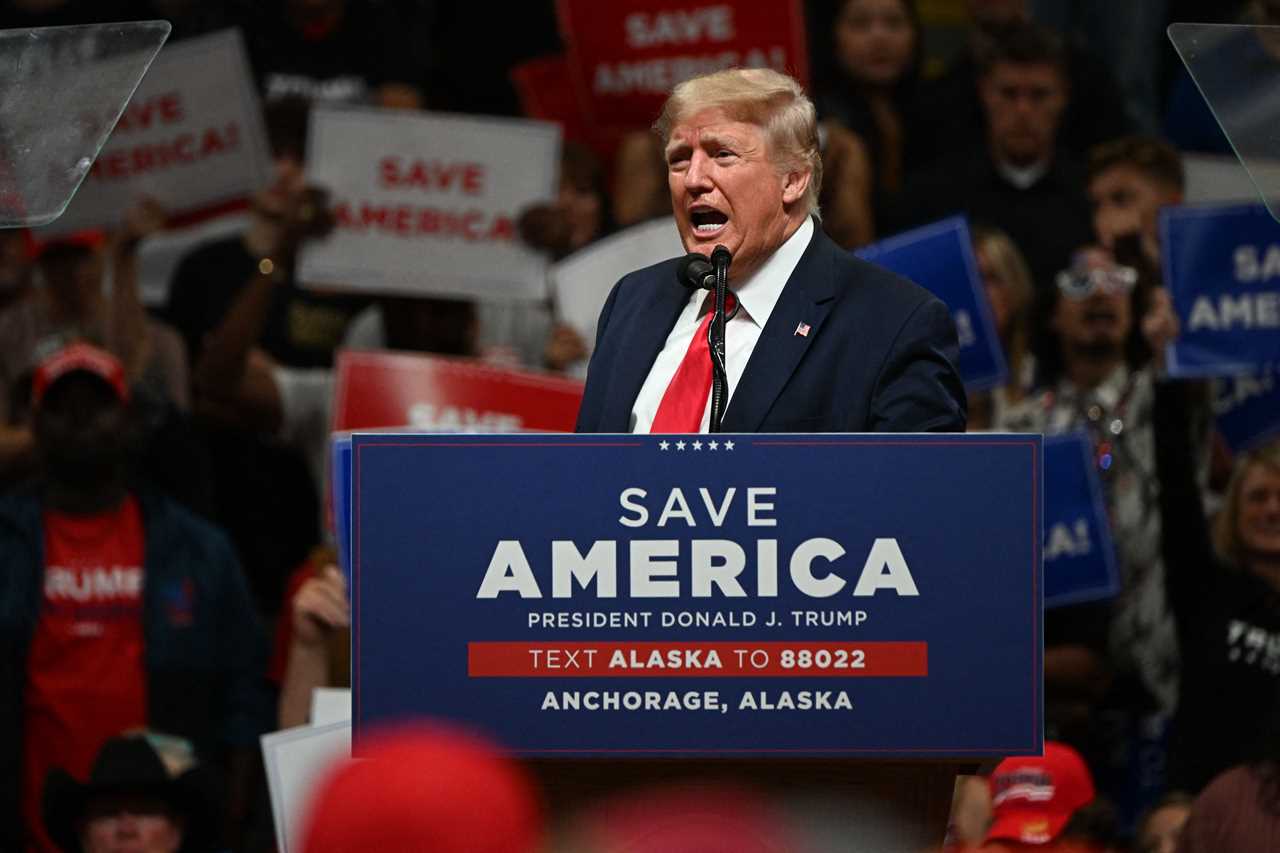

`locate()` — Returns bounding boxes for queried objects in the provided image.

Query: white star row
[658,440,735,451]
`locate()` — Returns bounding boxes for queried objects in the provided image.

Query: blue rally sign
[352,433,1043,758]
[1161,203,1280,376]
[855,217,1009,391]
[1214,371,1280,453]
[1042,433,1120,608]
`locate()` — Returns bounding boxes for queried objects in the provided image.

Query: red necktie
[650,294,736,433]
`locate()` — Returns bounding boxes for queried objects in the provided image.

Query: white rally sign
[38,28,270,236]
[298,107,560,301]
[551,216,683,355]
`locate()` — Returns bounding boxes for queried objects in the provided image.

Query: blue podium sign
[352,433,1043,758]
[1161,203,1280,376]
[1042,433,1120,608]
[855,217,1009,391]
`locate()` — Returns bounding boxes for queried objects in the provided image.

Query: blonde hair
[1214,440,1280,566]
[654,67,823,217]
[972,225,1034,398]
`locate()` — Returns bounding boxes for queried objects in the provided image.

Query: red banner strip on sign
[468,641,928,677]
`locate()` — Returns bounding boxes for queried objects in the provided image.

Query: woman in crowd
[967,225,1036,429]
[817,0,921,232]
[1155,366,1280,793]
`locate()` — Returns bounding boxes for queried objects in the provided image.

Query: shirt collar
[722,216,815,328]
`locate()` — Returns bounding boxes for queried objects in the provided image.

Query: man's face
[1088,164,1181,261]
[979,62,1068,167]
[666,108,808,280]
[1238,462,1280,561]
[1052,248,1132,357]
[80,794,183,853]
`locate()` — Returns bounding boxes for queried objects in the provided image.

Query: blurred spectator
[42,731,217,853]
[886,22,1094,291]
[275,562,347,729]
[1172,758,1280,845]
[0,208,195,493]
[238,0,427,107]
[610,130,670,229]
[514,141,612,372]
[518,142,609,262]
[1175,759,1280,852]
[1133,792,1191,853]
[160,99,358,623]
[164,104,364,375]
[1156,417,1280,790]
[818,121,876,248]
[998,249,1204,821]
[978,742,1098,849]
[1086,137,1185,271]
[1030,0,1168,134]
[299,724,543,852]
[816,0,922,229]
[967,224,1036,429]
[914,0,1131,165]
[0,343,267,850]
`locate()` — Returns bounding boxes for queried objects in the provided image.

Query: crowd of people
[2,0,1279,850]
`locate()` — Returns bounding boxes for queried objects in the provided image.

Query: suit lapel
[722,226,838,432]
[599,274,690,431]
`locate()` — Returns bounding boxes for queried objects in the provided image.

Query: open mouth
[690,208,728,236]
[1083,308,1117,325]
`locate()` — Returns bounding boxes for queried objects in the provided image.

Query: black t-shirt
[884,146,1094,292]
[163,236,366,370]
[236,0,425,103]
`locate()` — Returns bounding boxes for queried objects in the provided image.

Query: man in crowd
[997,242,1208,819]
[576,67,965,434]
[887,22,1094,291]
[1086,136,1185,271]
[914,0,1131,165]
[0,342,268,850]
[42,731,217,853]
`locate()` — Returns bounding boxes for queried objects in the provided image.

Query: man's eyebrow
[699,132,743,150]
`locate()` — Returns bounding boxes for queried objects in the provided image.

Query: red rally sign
[333,350,584,433]
[556,0,809,130]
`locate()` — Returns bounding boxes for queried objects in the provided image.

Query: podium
[348,432,1043,850]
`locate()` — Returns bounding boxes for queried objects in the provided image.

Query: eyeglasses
[1055,264,1138,299]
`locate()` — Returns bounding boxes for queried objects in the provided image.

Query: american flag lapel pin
[794,322,811,337]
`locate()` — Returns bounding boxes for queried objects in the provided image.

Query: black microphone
[676,252,716,291]
[710,244,731,272]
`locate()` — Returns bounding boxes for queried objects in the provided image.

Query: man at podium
[575,67,966,434]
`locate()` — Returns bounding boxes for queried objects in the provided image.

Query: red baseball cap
[985,742,1095,845]
[31,342,129,407]
[299,723,543,853]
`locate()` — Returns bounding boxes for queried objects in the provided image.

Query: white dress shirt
[631,217,815,433]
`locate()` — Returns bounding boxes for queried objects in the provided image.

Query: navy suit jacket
[575,224,967,433]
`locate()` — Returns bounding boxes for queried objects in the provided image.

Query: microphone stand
[707,245,732,433]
